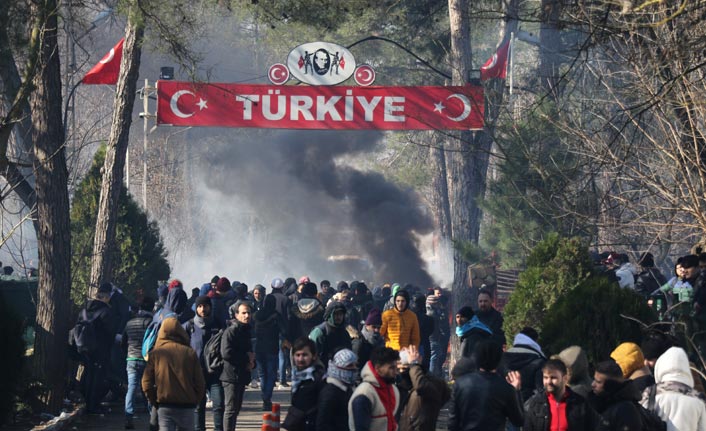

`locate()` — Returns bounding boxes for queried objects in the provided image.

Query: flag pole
[509,32,514,95]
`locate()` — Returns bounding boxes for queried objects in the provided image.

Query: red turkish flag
[82,38,124,85]
[480,39,510,81]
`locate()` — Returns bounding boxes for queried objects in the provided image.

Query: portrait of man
[313,49,331,75]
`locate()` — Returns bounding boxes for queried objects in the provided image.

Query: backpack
[141,311,176,361]
[203,329,225,375]
[70,309,98,358]
[637,386,667,431]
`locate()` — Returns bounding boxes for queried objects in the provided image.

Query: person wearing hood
[220,301,255,431]
[641,346,706,431]
[349,282,374,329]
[316,349,359,431]
[381,290,420,351]
[141,317,205,431]
[308,301,352,365]
[610,342,655,393]
[455,306,492,368]
[353,309,385,370]
[556,345,594,399]
[255,295,287,411]
[349,347,401,431]
[79,283,118,415]
[289,282,325,342]
[501,327,547,401]
[183,296,225,431]
[396,345,450,431]
[122,296,155,429]
[154,284,192,324]
[250,284,266,312]
[588,360,642,431]
[209,277,237,327]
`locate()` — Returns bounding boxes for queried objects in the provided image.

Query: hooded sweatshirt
[610,342,655,393]
[309,301,352,364]
[288,295,325,341]
[647,347,706,431]
[380,290,420,351]
[501,333,546,401]
[557,346,593,399]
[349,361,400,431]
[141,317,205,407]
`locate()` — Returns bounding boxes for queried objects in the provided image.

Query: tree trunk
[89,14,144,294]
[539,0,564,98]
[30,0,72,414]
[429,130,452,272]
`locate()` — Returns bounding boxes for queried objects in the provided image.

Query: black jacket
[475,307,505,346]
[501,345,546,401]
[254,311,286,355]
[316,379,352,431]
[635,268,667,297]
[220,320,252,384]
[122,310,153,359]
[288,297,325,341]
[524,388,599,431]
[82,299,117,363]
[448,370,523,431]
[270,289,292,328]
[588,380,643,431]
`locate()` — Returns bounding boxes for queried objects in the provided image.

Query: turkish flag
[82,38,124,85]
[480,39,510,81]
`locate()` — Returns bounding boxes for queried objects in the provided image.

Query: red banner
[157,81,484,130]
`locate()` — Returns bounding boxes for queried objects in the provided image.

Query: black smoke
[201,129,434,287]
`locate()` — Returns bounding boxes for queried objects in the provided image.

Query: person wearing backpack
[141,317,205,431]
[642,346,706,431]
[75,283,118,415]
[220,300,254,431]
[122,296,155,429]
[184,296,225,431]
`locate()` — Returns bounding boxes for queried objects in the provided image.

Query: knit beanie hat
[391,283,401,297]
[456,306,474,320]
[365,308,383,326]
[157,283,168,299]
[195,295,212,308]
[211,275,220,284]
[98,282,113,294]
[216,277,231,292]
[336,281,349,292]
[299,276,310,284]
[169,279,183,290]
[610,342,645,378]
[327,349,358,385]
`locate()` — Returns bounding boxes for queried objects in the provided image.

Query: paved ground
[31,384,449,431]
[74,386,291,431]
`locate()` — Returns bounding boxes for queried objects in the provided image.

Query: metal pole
[143,78,149,209]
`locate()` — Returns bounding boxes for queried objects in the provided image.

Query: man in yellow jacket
[380,289,420,351]
[142,317,205,430]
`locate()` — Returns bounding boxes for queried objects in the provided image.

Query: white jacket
[644,347,706,431]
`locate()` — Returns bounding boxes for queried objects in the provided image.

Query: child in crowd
[282,337,325,431]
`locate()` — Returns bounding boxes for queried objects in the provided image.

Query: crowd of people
[70,252,706,431]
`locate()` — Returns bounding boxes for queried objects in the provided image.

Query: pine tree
[71,146,170,306]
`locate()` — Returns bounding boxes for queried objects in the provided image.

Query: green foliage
[503,234,593,342]
[481,102,598,267]
[0,295,25,426]
[71,146,170,306]
[541,276,655,364]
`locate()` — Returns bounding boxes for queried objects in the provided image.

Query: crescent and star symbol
[170,90,208,119]
[99,48,115,64]
[433,94,472,122]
